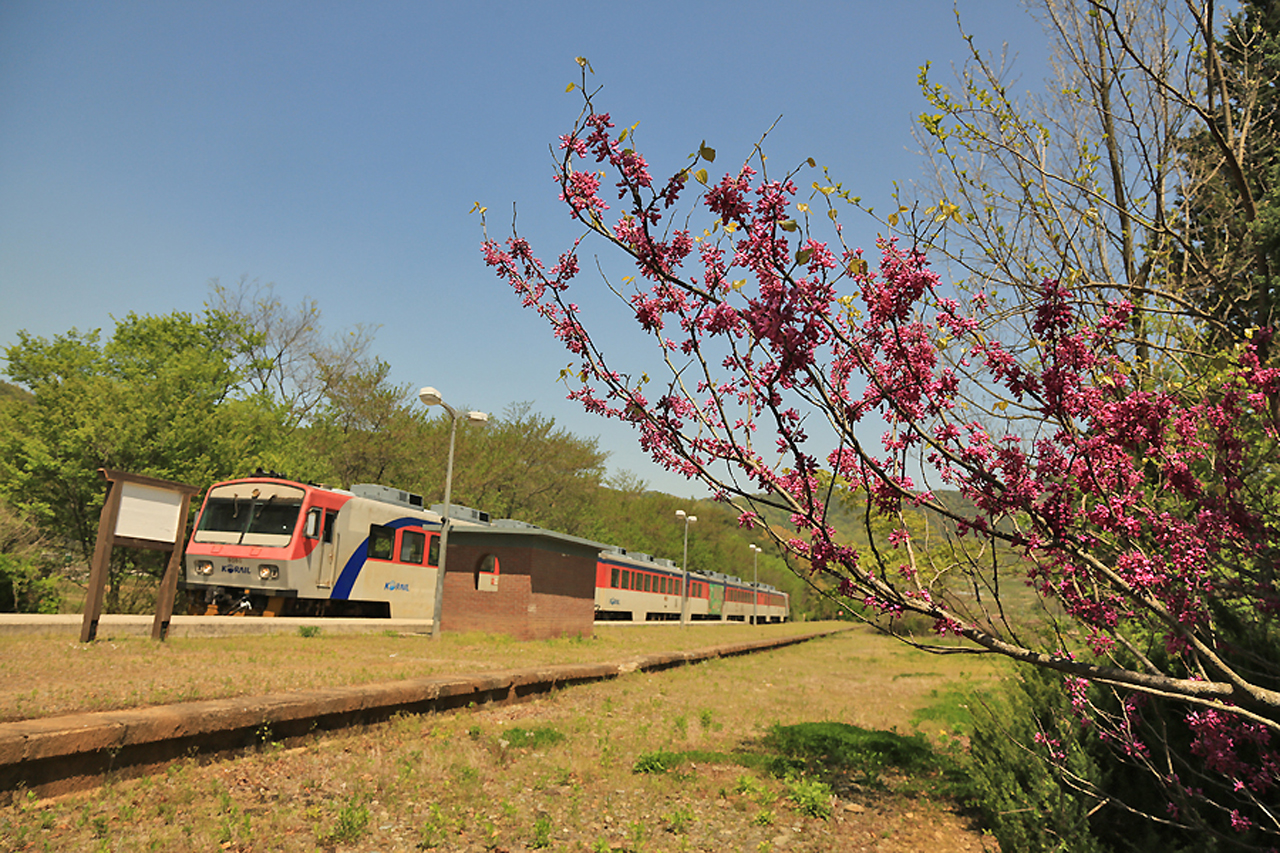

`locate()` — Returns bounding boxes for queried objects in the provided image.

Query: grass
[0,626,1004,852]
[0,622,842,723]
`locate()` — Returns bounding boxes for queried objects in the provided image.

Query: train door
[305,507,341,587]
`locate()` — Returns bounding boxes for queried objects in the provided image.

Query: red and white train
[182,475,789,624]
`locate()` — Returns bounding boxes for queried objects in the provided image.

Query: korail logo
[384,581,409,592]
[221,565,252,575]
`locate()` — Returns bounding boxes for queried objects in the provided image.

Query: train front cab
[183,478,444,618]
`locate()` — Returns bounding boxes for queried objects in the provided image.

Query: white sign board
[113,481,184,544]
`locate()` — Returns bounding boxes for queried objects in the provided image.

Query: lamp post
[419,386,488,640]
[676,509,696,627]
[749,544,762,625]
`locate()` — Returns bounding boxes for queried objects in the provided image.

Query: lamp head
[675,509,686,520]
[466,411,489,425]
[418,387,443,407]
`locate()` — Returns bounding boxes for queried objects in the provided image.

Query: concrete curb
[0,629,840,802]
[0,613,435,638]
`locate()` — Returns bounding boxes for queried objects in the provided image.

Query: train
[181,474,789,625]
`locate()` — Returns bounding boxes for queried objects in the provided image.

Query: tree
[460,402,609,535]
[0,498,61,614]
[482,51,1280,844]
[903,0,1279,364]
[0,311,286,610]
[1173,0,1280,352]
[207,276,378,429]
[305,358,424,489]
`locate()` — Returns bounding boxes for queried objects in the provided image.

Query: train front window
[193,483,306,547]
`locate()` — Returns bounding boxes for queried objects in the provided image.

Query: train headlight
[195,560,214,576]
[258,564,280,581]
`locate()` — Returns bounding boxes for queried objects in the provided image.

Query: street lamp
[676,509,696,627]
[419,386,488,639]
[749,544,762,625]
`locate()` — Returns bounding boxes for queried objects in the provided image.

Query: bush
[0,500,62,614]
[961,667,1107,853]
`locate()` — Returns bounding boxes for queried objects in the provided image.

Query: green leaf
[779,220,798,232]
[699,142,716,163]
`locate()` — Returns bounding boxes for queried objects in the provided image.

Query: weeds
[417,804,447,848]
[663,805,694,834]
[502,725,565,749]
[324,795,369,844]
[633,750,681,774]
[762,721,940,787]
[529,815,553,848]
[296,624,322,638]
[784,776,833,820]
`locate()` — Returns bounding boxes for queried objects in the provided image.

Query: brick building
[442,524,601,639]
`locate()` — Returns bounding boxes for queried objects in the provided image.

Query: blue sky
[0,1,1051,497]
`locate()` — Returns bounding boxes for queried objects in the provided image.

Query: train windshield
[193,482,306,547]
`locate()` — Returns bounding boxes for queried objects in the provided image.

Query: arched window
[476,553,499,591]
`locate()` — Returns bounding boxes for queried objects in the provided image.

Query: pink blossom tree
[483,62,1280,841]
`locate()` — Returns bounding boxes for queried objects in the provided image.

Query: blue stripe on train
[330,517,440,601]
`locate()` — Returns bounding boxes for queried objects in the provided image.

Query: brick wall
[440,534,596,639]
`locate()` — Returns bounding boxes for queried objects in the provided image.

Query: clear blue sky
[0,1,1050,497]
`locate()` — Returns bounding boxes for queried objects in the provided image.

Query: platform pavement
[0,613,434,638]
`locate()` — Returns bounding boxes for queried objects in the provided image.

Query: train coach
[594,550,789,624]
[182,474,788,626]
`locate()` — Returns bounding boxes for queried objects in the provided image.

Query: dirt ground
[0,626,1001,852]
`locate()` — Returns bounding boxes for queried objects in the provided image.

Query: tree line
[0,277,810,615]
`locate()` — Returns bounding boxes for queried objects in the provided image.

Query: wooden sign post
[80,469,200,642]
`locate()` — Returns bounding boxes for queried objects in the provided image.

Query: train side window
[427,534,440,567]
[611,567,619,588]
[644,573,652,593]
[368,524,395,561]
[400,530,426,564]
[304,508,321,539]
[323,511,337,544]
